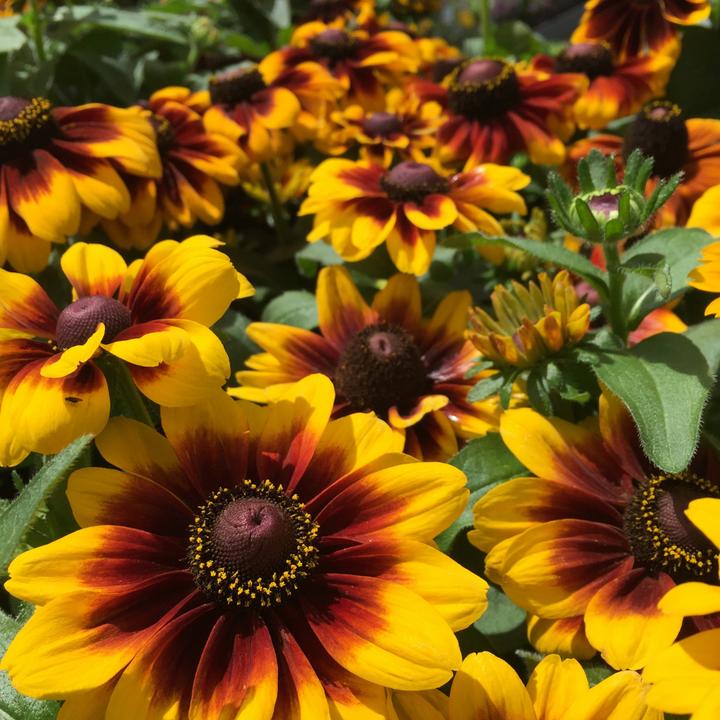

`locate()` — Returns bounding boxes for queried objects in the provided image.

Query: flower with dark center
[263,21,419,111]
[97,86,244,251]
[208,67,268,106]
[55,295,131,350]
[432,57,464,84]
[571,0,709,62]
[299,156,529,275]
[472,391,720,670]
[622,101,689,178]
[235,266,524,462]
[555,42,614,80]
[433,55,587,167]
[334,322,430,418]
[363,111,404,137]
[0,237,252,464]
[1,375,488,717]
[623,472,720,583]
[0,95,161,274]
[448,58,522,121]
[380,161,449,203]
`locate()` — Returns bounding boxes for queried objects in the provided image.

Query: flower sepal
[547,148,683,244]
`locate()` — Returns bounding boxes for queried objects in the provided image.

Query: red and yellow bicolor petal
[449,652,535,720]
[385,210,436,276]
[584,569,682,670]
[372,272,423,337]
[388,395,449,430]
[500,408,628,502]
[564,669,662,720]
[2,151,81,242]
[644,628,720,716]
[128,236,252,327]
[317,265,376,351]
[2,359,110,455]
[40,324,104,379]
[61,241,127,299]
[124,320,230,407]
[526,616,597,662]
[498,519,633,619]
[526,654,589,720]
[0,268,59,338]
[301,573,461,690]
[403,194,458,230]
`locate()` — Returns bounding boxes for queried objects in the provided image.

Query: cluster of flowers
[3,0,720,718]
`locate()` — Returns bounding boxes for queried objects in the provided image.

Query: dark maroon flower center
[555,42,614,80]
[448,58,522,121]
[363,111,404,138]
[208,66,267,106]
[622,101,689,178]
[310,28,360,61]
[149,113,176,156]
[380,161,449,203]
[55,295,131,351]
[0,96,58,165]
[334,321,430,418]
[623,471,720,583]
[587,192,619,218]
[187,483,319,610]
[432,57,464,84]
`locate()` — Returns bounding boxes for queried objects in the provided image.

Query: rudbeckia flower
[0,237,253,465]
[533,40,677,131]
[319,86,445,167]
[260,21,420,111]
[197,59,342,163]
[393,652,661,720]
[470,390,720,670]
[562,100,720,228]
[95,87,245,251]
[644,497,720,720]
[299,158,529,275]
[428,57,587,168]
[468,271,591,368]
[572,0,709,61]
[233,266,512,461]
[0,374,488,718]
[0,95,160,273]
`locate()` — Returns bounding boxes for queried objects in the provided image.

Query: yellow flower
[468,271,591,368]
[0,375,488,717]
[241,155,313,204]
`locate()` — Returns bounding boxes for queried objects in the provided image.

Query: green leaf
[0,435,91,571]
[261,290,318,330]
[623,149,644,189]
[527,369,553,415]
[621,253,672,300]
[296,242,344,266]
[604,217,625,244]
[547,172,573,207]
[0,17,28,53]
[546,192,583,237]
[622,227,715,327]
[586,148,609,191]
[0,609,61,719]
[213,310,261,376]
[635,157,655,192]
[435,433,528,553]
[473,586,527,653]
[467,372,507,403]
[498,369,521,410]
[574,198,602,242]
[651,172,684,217]
[445,232,609,297]
[465,360,493,379]
[576,157,595,194]
[683,319,720,373]
[584,665,615,688]
[592,333,713,472]
[617,191,632,226]
[606,157,618,188]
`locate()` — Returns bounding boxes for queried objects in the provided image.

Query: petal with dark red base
[61,242,127,299]
[0,269,59,338]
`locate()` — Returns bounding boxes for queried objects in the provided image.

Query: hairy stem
[603,242,628,344]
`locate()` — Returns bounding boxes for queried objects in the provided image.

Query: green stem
[480,0,492,53]
[114,357,154,427]
[603,242,628,344]
[28,0,46,62]
[260,162,290,245]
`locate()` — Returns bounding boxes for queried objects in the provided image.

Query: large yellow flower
[233,266,511,462]
[0,95,160,273]
[299,158,529,275]
[389,652,661,720]
[644,497,720,720]
[1,374,487,718]
[0,237,253,465]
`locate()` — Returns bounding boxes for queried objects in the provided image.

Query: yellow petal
[41,325,104,379]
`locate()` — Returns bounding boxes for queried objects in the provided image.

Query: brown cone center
[334,322,430,418]
[622,101,689,178]
[209,67,267,106]
[150,113,176,155]
[380,161,449,203]
[448,58,521,121]
[310,28,359,60]
[0,96,57,164]
[55,295,131,350]
[555,43,614,80]
[363,112,403,137]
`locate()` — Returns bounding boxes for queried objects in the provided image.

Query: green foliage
[261,290,319,330]
[592,333,713,473]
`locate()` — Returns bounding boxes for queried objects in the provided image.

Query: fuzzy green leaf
[261,290,318,330]
[576,157,595,194]
[547,172,574,207]
[623,149,645,189]
[586,148,609,190]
